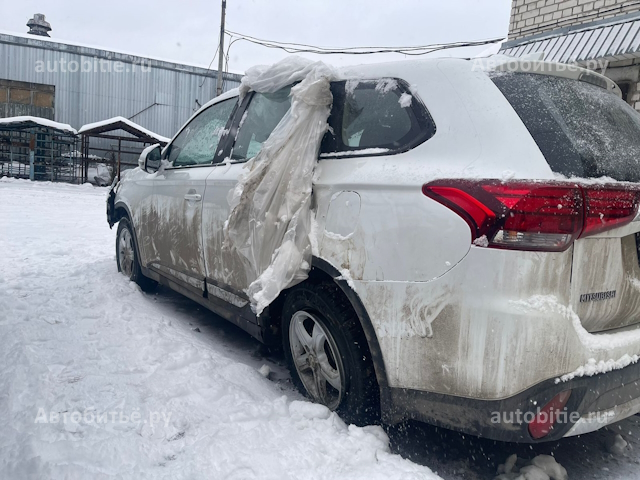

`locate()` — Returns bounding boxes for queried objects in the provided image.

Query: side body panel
[202,162,248,292]
[148,166,211,292]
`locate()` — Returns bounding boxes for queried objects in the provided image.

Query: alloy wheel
[118,228,135,278]
[289,310,345,410]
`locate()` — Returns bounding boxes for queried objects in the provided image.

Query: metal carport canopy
[78,116,170,145]
[500,11,640,65]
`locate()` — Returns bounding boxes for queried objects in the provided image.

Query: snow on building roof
[0,115,77,134]
[78,116,171,144]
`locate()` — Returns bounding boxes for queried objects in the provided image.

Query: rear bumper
[381,359,640,443]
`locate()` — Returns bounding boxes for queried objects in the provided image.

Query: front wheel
[116,217,156,291]
[282,283,379,425]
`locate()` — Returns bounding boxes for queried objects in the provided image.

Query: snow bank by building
[0,178,439,479]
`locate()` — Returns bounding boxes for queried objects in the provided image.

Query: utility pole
[216,0,226,97]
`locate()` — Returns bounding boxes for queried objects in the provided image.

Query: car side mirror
[138,144,162,173]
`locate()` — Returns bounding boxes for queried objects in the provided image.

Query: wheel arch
[267,256,388,389]
[113,200,132,224]
[113,201,146,271]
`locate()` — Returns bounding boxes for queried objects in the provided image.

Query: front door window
[168,98,237,167]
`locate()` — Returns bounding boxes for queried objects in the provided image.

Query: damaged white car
[107,55,640,442]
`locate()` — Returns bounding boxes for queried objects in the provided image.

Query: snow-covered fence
[0,116,79,183]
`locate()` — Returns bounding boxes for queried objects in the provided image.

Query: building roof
[0,115,77,134]
[78,116,170,144]
[500,11,640,64]
[0,29,243,81]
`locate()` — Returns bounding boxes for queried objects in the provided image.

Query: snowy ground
[0,178,436,480]
[2,178,640,480]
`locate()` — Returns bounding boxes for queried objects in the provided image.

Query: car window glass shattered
[169,98,236,167]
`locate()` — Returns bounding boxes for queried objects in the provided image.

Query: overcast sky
[1,0,512,74]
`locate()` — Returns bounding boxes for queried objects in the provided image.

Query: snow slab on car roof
[222,56,336,315]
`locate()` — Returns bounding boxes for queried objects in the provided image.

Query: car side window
[320,78,436,157]
[230,87,292,161]
[168,98,237,167]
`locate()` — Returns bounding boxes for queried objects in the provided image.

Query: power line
[199,43,220,88]
[224,29,503,56]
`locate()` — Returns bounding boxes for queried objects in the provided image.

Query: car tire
[116,217,157,292]
[282,282,379,425]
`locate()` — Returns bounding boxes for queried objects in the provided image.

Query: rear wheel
[116,217,156,291]
[282,283,379,425]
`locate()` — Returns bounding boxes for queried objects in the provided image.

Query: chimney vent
[27,14,51,37]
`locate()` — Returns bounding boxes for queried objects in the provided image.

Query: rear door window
[320,78,435,157]
[491,72,640,182]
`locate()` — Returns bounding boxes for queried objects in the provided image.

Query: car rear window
[491,72,640,183]
[320,78,435,157]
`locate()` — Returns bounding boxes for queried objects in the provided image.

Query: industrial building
[0,15,242,182]
[0,23,241,138]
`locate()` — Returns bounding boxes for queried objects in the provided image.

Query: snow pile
[606,433,629,456]
[336,268,357,291]
[495,454,567,480]
[510,294,640,350]
[472,235,489,247]
[556,354,640,383]
[320,147,390,158]
[223,57,336,315]
[0,179,439,479]
[510,294,640,384]
[398,92,413,108]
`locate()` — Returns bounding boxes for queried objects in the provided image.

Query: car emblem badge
[579,290,616,303]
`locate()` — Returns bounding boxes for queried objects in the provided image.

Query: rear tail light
[528,390,572,440]
[582,186,640,237]
[422,180,640,252]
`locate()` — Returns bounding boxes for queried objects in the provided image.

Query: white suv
[107,56,640,443]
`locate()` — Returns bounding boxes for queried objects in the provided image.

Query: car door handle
[184,193,202,202]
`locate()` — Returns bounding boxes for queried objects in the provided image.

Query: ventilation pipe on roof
[27,14,51,37]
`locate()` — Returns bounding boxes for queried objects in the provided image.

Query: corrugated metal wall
[0,33,242,140]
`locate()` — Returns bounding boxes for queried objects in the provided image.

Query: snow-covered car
[107,56,640,443]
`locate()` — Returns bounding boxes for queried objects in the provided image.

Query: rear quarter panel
[312,59,587,398]
[314,59,556,283]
